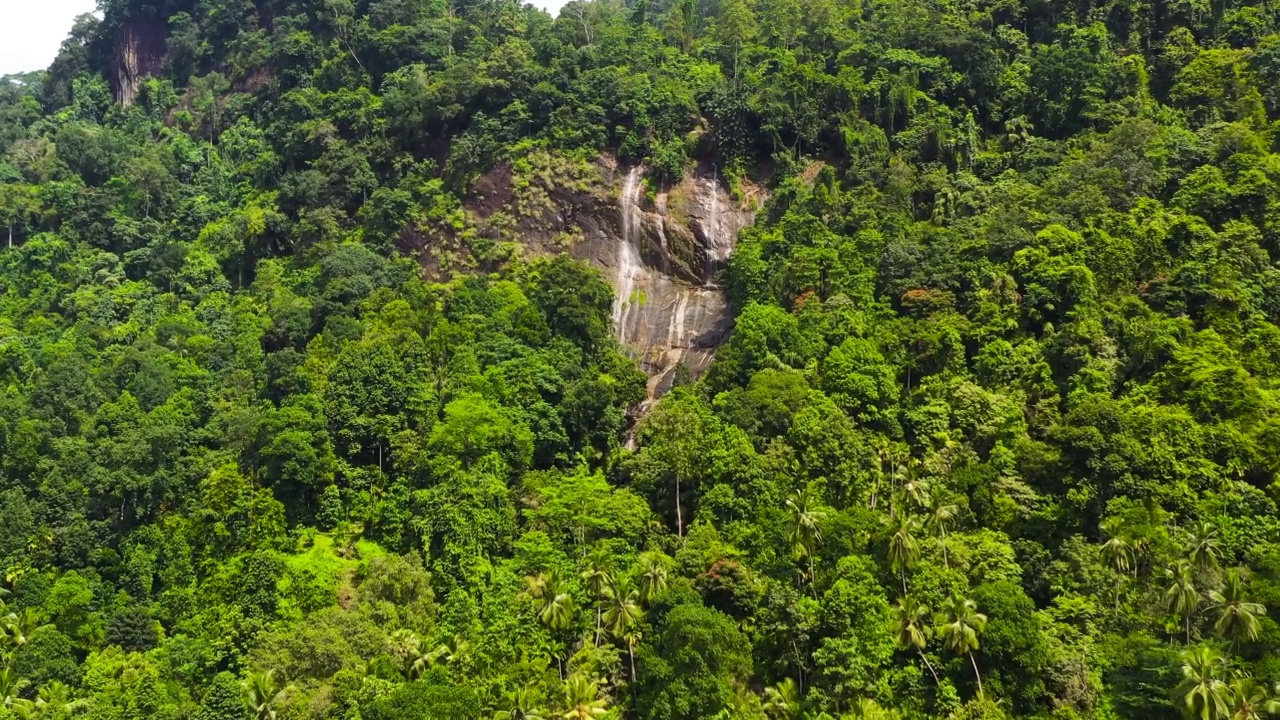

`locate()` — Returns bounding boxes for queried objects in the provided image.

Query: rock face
[447,154,758,405]
[576,164,757,403]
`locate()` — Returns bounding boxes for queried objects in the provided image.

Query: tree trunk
[595,607,602,647]
[809,555,818,600]
[629,641,637,683]
[918,649,940,686]
[675,477,683,539]
[969,652,984,699]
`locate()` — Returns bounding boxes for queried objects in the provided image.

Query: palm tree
[1100,520,1135,616]
[762,677,802,719]
[1226,676,1269,720]
[242,669,291,720]
[8,698,38,720]
[36,680,88,716]
[892,596,939,686]
[636,553,668,605]
[390,628,428,678]
[494,687,548,720]
[535,580,576,633]
[525,571,577,678]
[580,547,613,647]
[560,674,608,719]
[786,489,825,597]
[1211,569,1266,651]
[885,510,921,593]
[602,575,643,682]
[1166,561,1202,644]
[0,667,30,709]
[9,681,89,720]
[4,607,50,647]
[426,635,471,668]
[849,698,896,719]
[1176,646,1228,720]
[1100,528,1134,576]
[899,467,931,509]
[1189,522,1223,574]
[937,596,988,699]
[922,496,957,568]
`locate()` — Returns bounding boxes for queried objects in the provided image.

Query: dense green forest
[6,0,1280,717]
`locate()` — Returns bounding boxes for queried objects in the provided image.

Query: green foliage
[5,0,1280,717]
[638,603,753,719]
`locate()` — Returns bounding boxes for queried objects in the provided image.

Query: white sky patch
[0,0,568,78]
[0,0,99,76]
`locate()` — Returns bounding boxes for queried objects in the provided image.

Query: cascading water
[612,167,645,345]
[600,163,758,409]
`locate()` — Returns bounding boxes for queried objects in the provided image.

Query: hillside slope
[3,0,1280,718]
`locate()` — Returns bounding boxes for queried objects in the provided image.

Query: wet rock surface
[458,155,758,404]
[577,164,757,403]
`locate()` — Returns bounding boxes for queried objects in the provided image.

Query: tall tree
[1176,647,1229,720]
[892,596,940,686]
[1166,561,1203,644]
[786,488,825,597]
[1210,570,1265,650]
[937,596,988,699]
[885,510,921,593]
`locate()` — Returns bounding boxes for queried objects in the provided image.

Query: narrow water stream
[612,166,645,345]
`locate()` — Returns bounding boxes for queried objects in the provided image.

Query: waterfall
[667,293,689,349]
[612,167,645,344]
[601,162,760,412]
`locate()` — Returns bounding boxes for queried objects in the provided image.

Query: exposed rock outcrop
[578,164,757,403]
[111,16,167,108]
[441,154,760,405]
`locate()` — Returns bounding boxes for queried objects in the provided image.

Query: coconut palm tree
[786,489,825,597]
[892,596,939,685]
[1176,646,1228,720]
[580,547,613,647]
[636,553,668,605]
[3,607,50,648]
[494,687,548,720]
[762,677,802,719]
[243,669,291,720]
[1100,520,1135,616]
[1211,569,1266,651]
[1225,676,1270,720]
[36,680,87,715]
[426,634,471,668]
[9,699,39,720]
[899,466,931,509]
[1166,561,1202,644]
[602,575,643,682]
[0,667,30,709]
[922,496,957,568]
[885,510,921,594]
[560,674,608,719]
[390,628,428,678]
[525,571,577,678]
[937,596,987,699]
[849,698,896,719]
[1188,522,1223,574]
[8,681,89,720]
[1100,526,1134,577]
